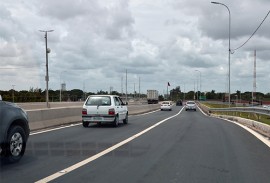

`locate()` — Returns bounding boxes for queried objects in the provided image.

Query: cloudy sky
[0,0,270,95]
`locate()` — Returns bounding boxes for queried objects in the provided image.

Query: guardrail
[209,107,270,116]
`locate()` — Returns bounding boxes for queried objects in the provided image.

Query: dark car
[176,100,183,106]
[0,101,30,163]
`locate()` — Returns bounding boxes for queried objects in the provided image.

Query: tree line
[169,87,270,102]
[1,86,270,103]
[0,87,146,103]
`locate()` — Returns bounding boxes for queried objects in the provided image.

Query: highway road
[1,106,270,182]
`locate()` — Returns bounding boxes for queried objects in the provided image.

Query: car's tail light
[108,108,115,115]
[82,108,87,115]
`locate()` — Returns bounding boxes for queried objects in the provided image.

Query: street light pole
[12,85,15,103]
[59,71,66,102]
[125,69,128,104]
[39,30,54,108]
[196,75,198,100]
[211,2,231,107]
[195,70,201,100]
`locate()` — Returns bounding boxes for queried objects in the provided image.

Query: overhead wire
[231,10,270,54]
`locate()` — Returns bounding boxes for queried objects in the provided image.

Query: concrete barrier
[27,104,160,131]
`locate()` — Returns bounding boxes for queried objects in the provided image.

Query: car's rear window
[85,96,111,106]
[162,102,170,104]
[187,101,195,104]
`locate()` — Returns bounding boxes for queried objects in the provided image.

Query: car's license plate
[93,117,103,121]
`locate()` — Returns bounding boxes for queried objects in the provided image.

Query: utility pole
[121,76,123,96]
[125,69,128,104]
[134,83,135,99]
[194,81,196,100]
[252,50,256,105]
[139,77,141,99]
[39,29,54,108]
[83,81,86,100]
[12,85,15,103]
[211,2,231,107]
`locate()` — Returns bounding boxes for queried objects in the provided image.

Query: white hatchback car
[82,95,128,127]
[185,101,196,111]
[160,101,172,111]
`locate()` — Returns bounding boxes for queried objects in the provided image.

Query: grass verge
[202,102,270,125]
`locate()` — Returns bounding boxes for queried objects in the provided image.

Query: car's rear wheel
[2,125,26,163]
[82,122,89,127]
[114,115,119,127]
[123,113,128,124]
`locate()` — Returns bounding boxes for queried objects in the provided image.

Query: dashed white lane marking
[35,108,184,183]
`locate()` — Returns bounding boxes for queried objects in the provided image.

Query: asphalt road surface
[1,106,270,183]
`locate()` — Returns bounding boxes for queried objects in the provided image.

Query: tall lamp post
[195,70,201,100]
[12,85,15,103]
[211,2,231,107]
[60,71,66,102]
[39,30,54,108]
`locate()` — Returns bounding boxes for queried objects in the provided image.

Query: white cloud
[0,0,270,94]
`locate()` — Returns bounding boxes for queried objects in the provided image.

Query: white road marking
[224,119,270,148]
[30,110,160,136]
[30,124,81,136]
[198,105,270,148]
[35,108,184,183]
[131,109,160,116]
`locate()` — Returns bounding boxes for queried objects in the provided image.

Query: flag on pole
[168,82,170,86]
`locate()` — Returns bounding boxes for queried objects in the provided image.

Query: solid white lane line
[224,119,270,148]
[199,105,270,149]
[35,108,184,183]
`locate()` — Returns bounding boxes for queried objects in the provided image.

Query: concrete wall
[27,104,160,131]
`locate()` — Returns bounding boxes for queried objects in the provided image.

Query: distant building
[61,83,66,91]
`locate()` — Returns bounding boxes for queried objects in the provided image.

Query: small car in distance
[160,101,172,111]
[0,101,30,163]
[176,100,183,106]
[185,101,196,111]
[82,95,128,127]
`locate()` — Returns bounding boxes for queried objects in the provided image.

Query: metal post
[195,72,198,100]
[39,30,53,108]
[211,2,231,107]
[45,32,49,107]
[59,71,65,102]
[125,69,128,104]
[139,77,141,99]
[12,85,15,103]
[195,70,201,100]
